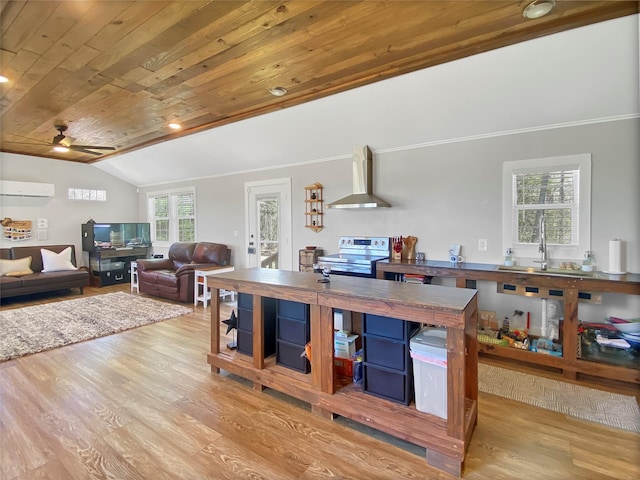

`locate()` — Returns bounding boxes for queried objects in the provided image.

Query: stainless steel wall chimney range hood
[328,145,391,209]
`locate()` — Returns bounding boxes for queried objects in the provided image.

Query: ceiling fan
[50,125,116,156]
[2,124,116,156]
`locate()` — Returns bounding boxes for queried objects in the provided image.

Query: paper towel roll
[606,239,625,274]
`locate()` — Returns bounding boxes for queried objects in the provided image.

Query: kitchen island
[207,268,478,477]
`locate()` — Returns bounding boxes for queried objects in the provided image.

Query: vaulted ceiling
[1,1,637,165]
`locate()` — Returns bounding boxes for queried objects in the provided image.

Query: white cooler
[410,326,448,419]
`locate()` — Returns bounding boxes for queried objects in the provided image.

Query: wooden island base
[207,268,478,477]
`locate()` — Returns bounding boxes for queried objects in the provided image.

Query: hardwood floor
[1,285,639,480]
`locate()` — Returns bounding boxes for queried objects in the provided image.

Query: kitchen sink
[497,265,589,277]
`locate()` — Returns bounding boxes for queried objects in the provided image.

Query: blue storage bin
[236,295,277,358]
[277,316,309,345]
[363,334,407,371]
[237,329,254,356]
[237,307,253,331]
[277,299,308,320]
[364,314,420,340]
[236,329,277,358]
[238,292,253,309]
[363,363,413,405]
[276,339,310,373]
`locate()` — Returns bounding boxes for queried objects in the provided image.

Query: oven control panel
[338,236,390,255]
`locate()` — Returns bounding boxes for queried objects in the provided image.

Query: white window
[68,188,107,201]
[147,188,196,246]
[502,154,591,261]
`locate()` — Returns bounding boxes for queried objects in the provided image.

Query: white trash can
[410,326,448,419]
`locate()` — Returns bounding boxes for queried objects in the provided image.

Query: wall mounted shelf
[304,182,323,232]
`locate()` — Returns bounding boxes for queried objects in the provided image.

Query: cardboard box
[479,310,497,328]
[334,333,358,358]
[334,357,353,378]
[333,310,352,331]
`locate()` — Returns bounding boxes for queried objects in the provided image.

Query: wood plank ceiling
[0,1,637,164]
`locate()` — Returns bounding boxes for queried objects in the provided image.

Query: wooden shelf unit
[304,182,324,232]
[207,268,478,478]
[376,259,640,385]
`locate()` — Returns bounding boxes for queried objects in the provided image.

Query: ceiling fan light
[269,86,287,97]
[523,0,556,19]
[53,146,69,153]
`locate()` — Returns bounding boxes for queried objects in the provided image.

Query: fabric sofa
[136,242,231,302]
[0,244,89,299]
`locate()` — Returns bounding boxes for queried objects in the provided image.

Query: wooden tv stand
[207,268,478,477]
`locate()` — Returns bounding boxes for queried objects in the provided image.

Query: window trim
[502,154,591,261]
[147,187,196,247]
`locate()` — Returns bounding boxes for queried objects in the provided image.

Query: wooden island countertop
[207,267,478,477]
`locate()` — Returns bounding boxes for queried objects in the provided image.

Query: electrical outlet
[478,238,488,251]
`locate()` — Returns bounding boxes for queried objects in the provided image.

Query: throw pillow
[5,270,33,277]
[0,256,33,276]
[41,247,78,272]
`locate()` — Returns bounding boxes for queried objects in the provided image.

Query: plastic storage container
[410,327,448,419]
[236,293,277,358]
[276,299,310,373]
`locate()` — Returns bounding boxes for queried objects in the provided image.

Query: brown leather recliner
[136,242,231,302]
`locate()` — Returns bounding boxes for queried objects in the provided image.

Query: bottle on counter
[502,315,510,332]
[581,251,594,272]
[504,248,514,266]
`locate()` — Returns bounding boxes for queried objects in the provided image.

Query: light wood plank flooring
[1,285,639,479]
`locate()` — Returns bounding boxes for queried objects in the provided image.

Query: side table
[130,261,138,292]
[194,266,235,308]
[299,248,324,272]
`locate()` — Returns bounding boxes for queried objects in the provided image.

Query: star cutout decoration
[222,310,237,334]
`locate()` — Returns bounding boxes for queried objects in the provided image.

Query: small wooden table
[194,266,235,307]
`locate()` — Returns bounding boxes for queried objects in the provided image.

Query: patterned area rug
[0,292,192,362]
[479,363,640,433]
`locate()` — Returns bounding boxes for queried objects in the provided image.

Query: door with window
[245,178,292,270]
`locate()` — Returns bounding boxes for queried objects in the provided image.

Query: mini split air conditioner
[0,180,55,198]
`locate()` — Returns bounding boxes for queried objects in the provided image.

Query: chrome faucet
[535,213,548,270]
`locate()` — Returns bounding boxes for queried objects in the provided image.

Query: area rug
[478,363,640,433]
[0,292,192,362]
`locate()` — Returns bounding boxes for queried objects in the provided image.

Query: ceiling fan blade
[69,147,105,156]
[1,140,48,146]
[59,136,75,147]
[69,145,116,151]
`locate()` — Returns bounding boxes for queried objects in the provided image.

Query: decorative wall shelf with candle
[305,182,323,232]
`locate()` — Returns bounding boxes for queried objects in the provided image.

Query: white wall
[0,153,140,266]
[136,117,639,274]
[3,118,637,275]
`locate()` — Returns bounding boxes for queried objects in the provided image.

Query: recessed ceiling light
[523,0,556,19]
[269,86,288,97]
[53,146,69,153]
[168,122,182,130]
[0,75,8,83]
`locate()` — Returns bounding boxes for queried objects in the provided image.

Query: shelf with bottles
[476,289,565,361]
[305,182,323,232]
[375,260,640,384]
